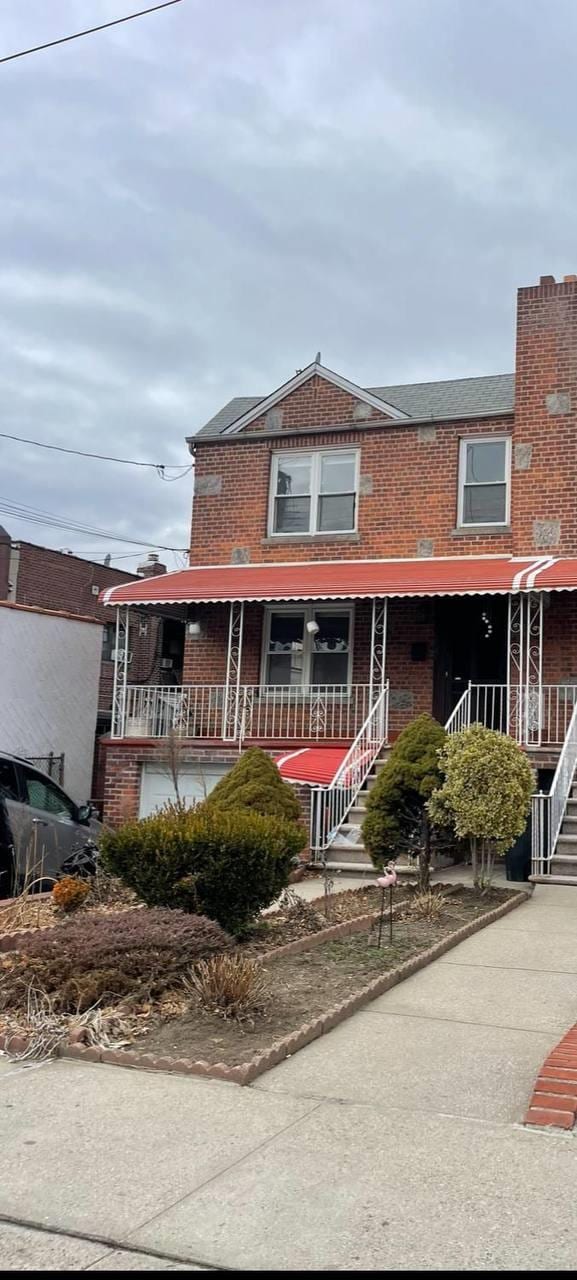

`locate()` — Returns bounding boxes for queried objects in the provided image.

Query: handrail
[310,683,389,856]
[531,699,577,877]
[445,684,471,735]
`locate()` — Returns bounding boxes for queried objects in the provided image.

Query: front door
[433,597,508,725]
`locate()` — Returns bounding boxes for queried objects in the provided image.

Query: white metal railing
[445,683,577,746]
[531,700,577,877]
[310,684,389,858]
[115,683,373,742]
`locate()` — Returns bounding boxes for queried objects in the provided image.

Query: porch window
[270,450,358,536]
[263,607,352,687]
[458,437,511,526]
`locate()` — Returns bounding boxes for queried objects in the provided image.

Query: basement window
[458,437,511,526]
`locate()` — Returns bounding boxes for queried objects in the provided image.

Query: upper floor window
[458,437,511,527]
[269,450,359,536]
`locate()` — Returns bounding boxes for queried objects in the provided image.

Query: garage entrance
[138,762,231,818]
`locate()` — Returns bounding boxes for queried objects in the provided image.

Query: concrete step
[566,798,577,811]
[325,846,372,868]
[530,874,577,886]
[562,817,577,833]
[322,861,375,875]
[348,806,367,825]
[555,834,577,847]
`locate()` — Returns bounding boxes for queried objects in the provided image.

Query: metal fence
[25,752,65,785]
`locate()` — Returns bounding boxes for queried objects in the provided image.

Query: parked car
[0,752,100,897]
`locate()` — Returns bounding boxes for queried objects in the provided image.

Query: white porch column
[223,600,245,741]
[369,598,388,707]
[111,604,131,738]
[507,592,543,745]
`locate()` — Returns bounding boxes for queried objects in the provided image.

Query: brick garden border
[525,1024,577,1130]
[0,889,528,1085]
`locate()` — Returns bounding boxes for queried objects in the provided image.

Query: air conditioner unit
[160,657,173,670]
[111,648,133,664]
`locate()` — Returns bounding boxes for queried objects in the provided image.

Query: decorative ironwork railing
[310,685,389,856]
[113,683,374,742]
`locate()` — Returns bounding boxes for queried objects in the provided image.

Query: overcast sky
[1,0,576,571]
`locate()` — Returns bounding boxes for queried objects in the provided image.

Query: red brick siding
[512,279,577,556]
[190,415,514,566]
[242,375,391,433]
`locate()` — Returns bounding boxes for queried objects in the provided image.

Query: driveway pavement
[2,884,577,1270]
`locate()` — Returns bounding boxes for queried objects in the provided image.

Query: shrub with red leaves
[1,908,232,1012]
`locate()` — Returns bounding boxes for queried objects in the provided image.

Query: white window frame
[457,435,511,528]
[260,603,355,691]
[268,448,360,537]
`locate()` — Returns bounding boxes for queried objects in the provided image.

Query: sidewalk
[2,884,577,1270]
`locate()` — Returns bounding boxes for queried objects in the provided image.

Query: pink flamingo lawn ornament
[376,862,398,946]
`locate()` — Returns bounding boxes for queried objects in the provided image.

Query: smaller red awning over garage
[276,747,349,785]
[101,556,544,607]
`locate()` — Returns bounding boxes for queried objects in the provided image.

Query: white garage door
[139,763,231,818]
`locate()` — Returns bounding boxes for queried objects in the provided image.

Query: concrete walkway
[2,884,577,1270]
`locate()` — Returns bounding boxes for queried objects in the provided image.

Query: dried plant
[0,838,54,935]
[186,953,269,1023]
[2,983,138,1062]
[409,890,446,922]
[277,887,325,933]
[52,876,90,914]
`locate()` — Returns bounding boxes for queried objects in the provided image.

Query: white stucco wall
[0,605,102,801]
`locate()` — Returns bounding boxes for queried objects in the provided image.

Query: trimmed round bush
[100,803,306,935]
[207,747,302,822]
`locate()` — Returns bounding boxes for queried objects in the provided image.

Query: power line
[0,1,183,66]
[0,495,187,551]
[0,428,193,476]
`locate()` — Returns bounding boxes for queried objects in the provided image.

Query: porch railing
[531,700,577,878]
[115,683,373,742]
[310,684,389,858]
[445,683,577,746]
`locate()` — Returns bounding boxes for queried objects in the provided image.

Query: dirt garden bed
[120,887,519,1068]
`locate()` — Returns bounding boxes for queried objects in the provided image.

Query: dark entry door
[433,597,507,725]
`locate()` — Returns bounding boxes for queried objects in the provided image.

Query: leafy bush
[208,747,302,822]
[362,714,450,890]
[100,804,305,935]
[428,724,534,887]
[52,876,90,914]
[186,953,268,1022]
[1,908,231,1013]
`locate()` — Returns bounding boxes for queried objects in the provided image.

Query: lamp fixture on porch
[186,620,202,638]
[306,619,320,635]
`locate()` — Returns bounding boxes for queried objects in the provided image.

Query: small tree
[428,724,534,888]
[208,747,302,823]
[362,714,450,891]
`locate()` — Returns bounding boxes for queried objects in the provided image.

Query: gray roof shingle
[193,373,514,439]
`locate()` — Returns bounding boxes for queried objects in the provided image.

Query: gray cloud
[0,0,576,567]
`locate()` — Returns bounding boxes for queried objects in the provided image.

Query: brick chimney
[513,274,577,556]
[137,552,167,577]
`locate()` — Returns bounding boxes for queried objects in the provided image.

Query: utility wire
[0,1,183,65]
[0,429,193,476]
[0,495,187,551]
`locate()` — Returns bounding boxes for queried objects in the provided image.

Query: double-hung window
[458,437,511,527]
[263,607,352,688]
[270,450,359,536]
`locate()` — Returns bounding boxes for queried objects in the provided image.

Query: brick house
[101,274,577,881]
[0,539,184,804]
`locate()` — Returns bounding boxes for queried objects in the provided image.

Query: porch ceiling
[101,555,545,607]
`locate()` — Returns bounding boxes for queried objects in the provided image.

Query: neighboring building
[0,538,185,806]
[0,601,102,801]
[101,273,577,880]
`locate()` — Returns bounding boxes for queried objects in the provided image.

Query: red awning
[276,747,349,785]
[532,558,577,592]
[101,556,544,607]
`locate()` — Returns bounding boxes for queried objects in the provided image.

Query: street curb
[525,1024,577,1130]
